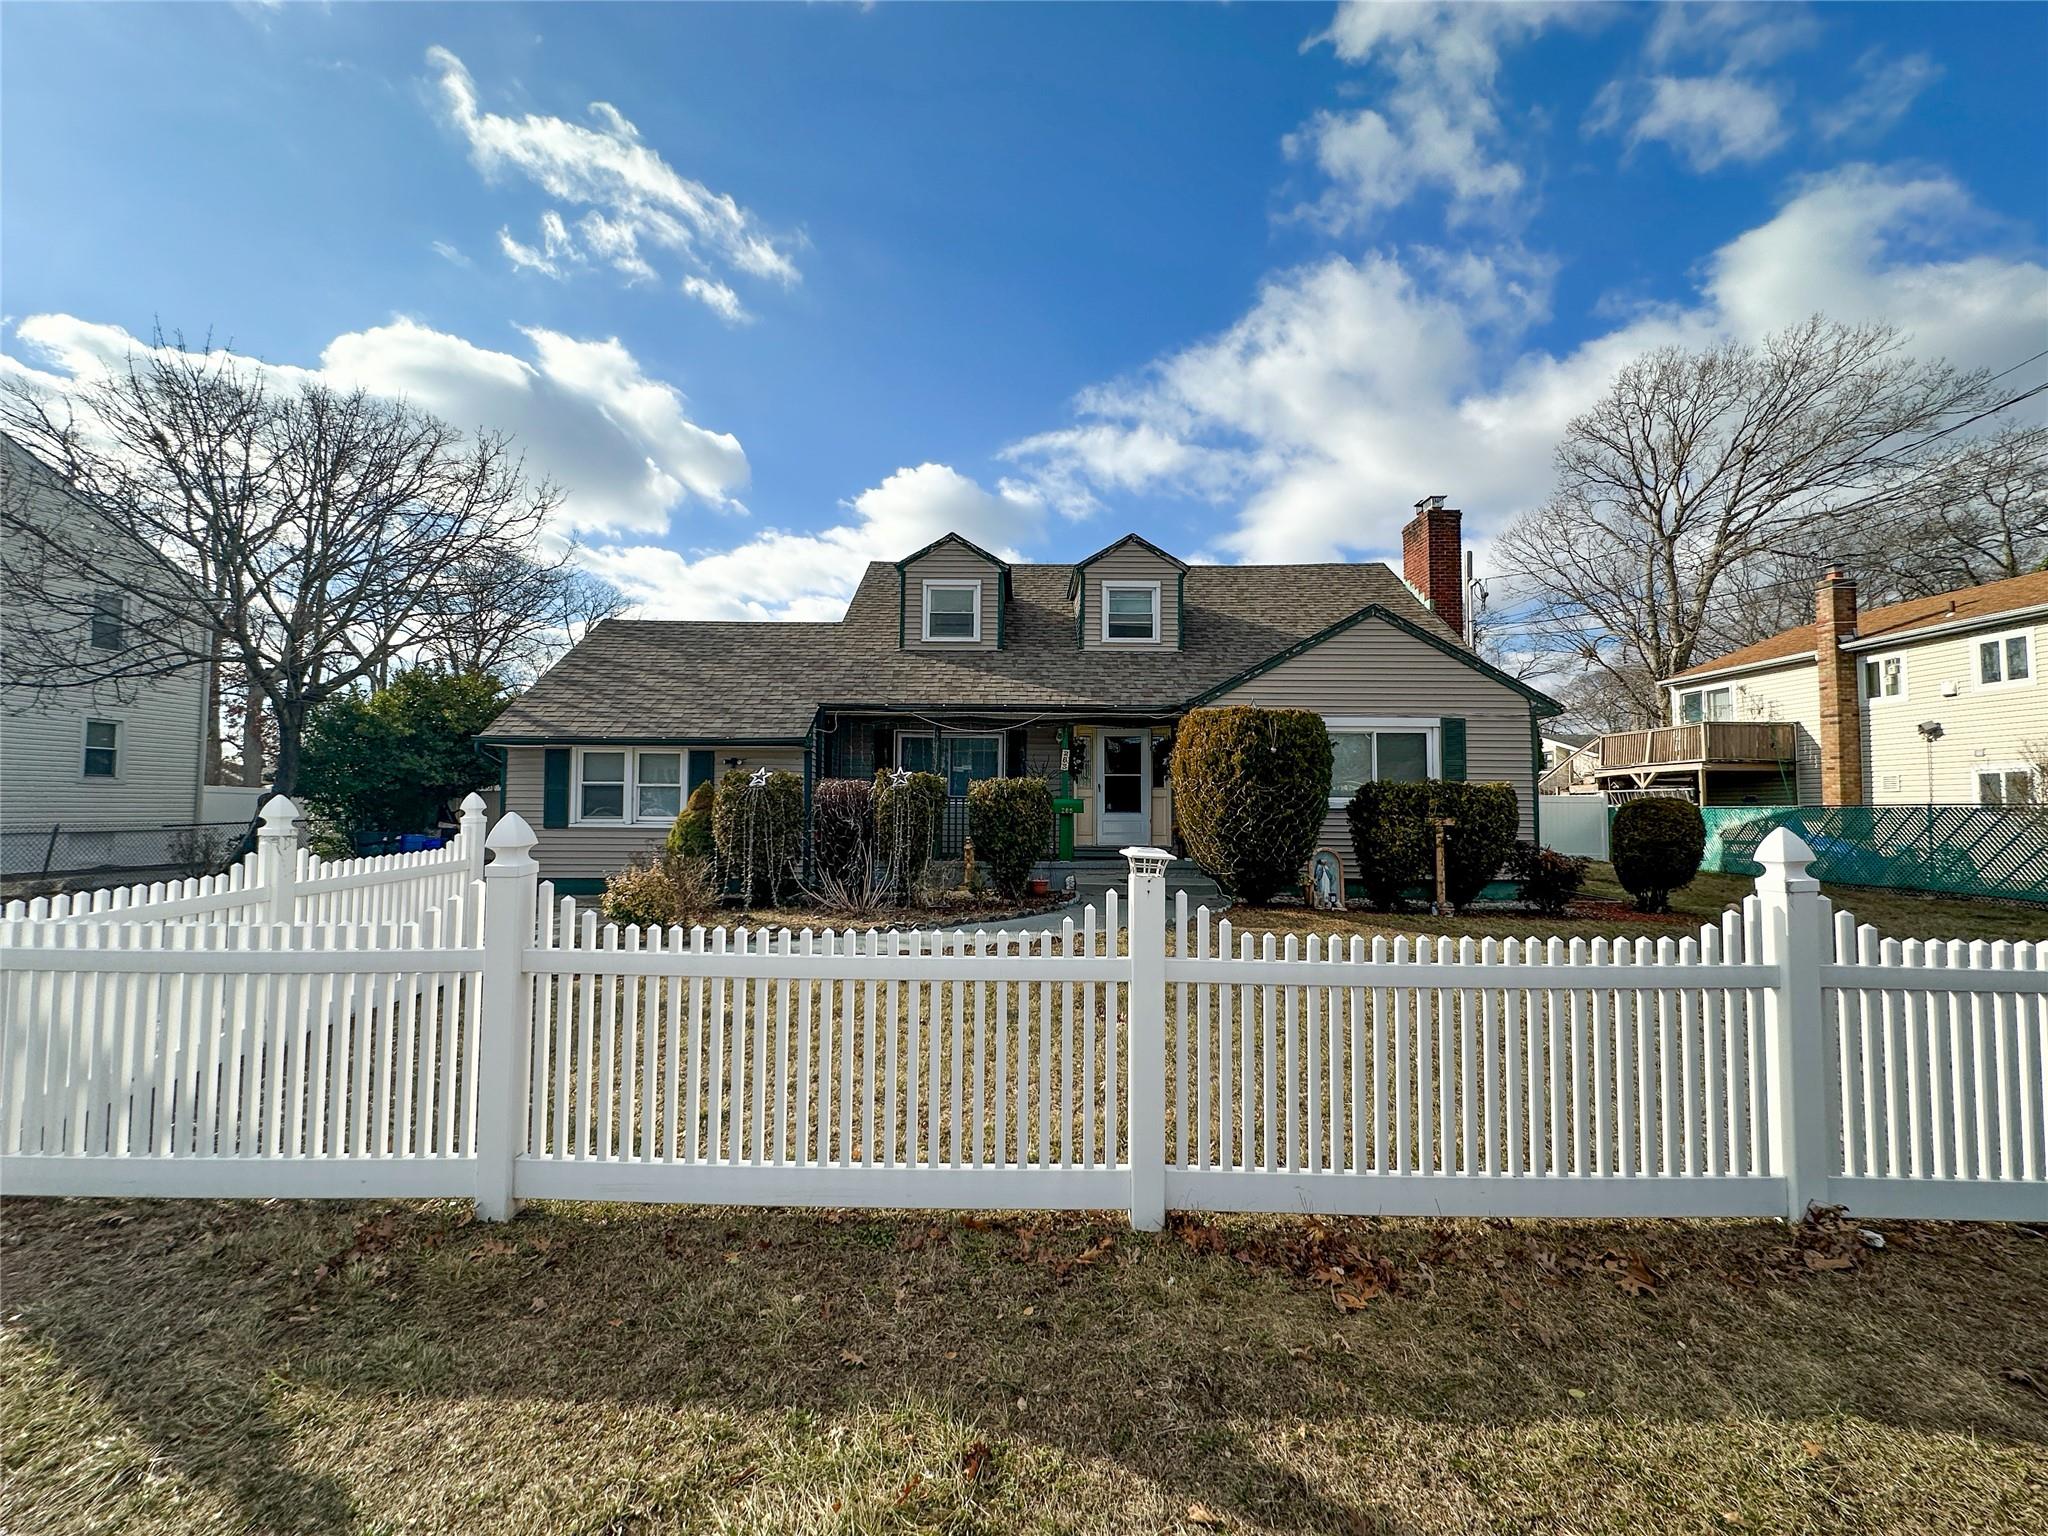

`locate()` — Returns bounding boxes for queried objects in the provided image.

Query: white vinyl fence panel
[1538,795,1610,860]
[3,819,2043,1226]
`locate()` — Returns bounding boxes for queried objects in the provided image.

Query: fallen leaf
[1187,1501,1228,1528]
[838,1348,866,1369]
[895,1472,924,1507]
[528,1296,547,1314]
[1804,1251,1854,1272]
[960,1439,996,1484]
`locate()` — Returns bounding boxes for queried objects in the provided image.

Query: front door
[1094,729,1151,846]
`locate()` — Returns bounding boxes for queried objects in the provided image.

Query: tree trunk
[203,640,224,786]
[270,700,306,796]
[242,679,267,787]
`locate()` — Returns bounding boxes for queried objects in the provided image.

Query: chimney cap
[1414,493,1449,513]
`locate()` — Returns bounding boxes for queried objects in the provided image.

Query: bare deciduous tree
[1500,317,1997,724]
[420,545,629,683]
[1,334,583,791]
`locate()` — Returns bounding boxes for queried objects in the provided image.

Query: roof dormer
[896,533,1010,651]
[1067,533,1187,650]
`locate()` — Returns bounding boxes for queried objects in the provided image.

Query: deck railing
[1599,720,1795,772]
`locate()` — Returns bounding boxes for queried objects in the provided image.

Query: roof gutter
[480,734,812,748]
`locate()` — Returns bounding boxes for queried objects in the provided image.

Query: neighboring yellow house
[1652,569,2048,808]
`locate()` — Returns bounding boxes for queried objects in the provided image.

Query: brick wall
[1401,500,1464,638]
[1815,571,1864,805]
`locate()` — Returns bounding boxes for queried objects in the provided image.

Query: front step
[1041,858,1227,909]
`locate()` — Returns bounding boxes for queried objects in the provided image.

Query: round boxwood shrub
[873,769,948,895]
[1171,707,1332,904]
[967,776,1055,899]
[712,768,804,905]
[665,780,715,862]
[1611,798,1706,913]
[1345,780,1519,912]
[811,777,876,890]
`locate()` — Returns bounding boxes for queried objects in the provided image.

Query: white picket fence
[2,794,487,934]
[2,819,2042,1226]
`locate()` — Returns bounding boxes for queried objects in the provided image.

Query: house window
[1325,718,1437,805]
[1861,655,1904,701]
[1978,631,2033,687]
[1676,686,1732,724]
[1101,581,1161,643]
[576,751,627,822]
[82,720,119,778]
[636,751,682,820]
[894,731,1003,795]
[1978,768,2037,806]
[90,590,125,650]
[921,581,981,642]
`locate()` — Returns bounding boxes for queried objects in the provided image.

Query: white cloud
[681,275,750,325]
[1003,166,2048,568]
[430,239,472,268]
[1817,49,1942,142]
[1626,74,1789,170]
[1292,1,1579,230]
[1644,2,1819,72]
[427,45,799,299]
[4,313,750,540]
[497,209,578,277]
[578,463,1046,620]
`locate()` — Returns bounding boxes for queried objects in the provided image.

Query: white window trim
[1859,652,1907,704]
[570,746,686,827]
[1674,684,1734,724]
[1975,762,2039,806]
[1975,628,2035,691]
[80,717,121,782]
[920,579,982,643]
[1323,716,1440,807]
[1099,580,1162,644]
[894,730,1005,788]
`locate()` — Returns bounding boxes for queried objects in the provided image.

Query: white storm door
[1094,730,1151,846]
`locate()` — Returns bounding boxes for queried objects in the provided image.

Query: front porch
[815,709,1180,857]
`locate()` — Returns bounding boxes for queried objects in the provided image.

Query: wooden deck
[1596,720,1795,774]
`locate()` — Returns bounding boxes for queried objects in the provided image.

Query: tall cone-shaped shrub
[1170,707,1332,904]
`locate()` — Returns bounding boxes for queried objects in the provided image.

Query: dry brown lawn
[4,1197,2045,1535]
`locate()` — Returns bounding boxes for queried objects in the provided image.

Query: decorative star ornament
[749,767,772,788]
[889,767,912,787]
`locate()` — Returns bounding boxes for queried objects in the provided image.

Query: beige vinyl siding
[901,547,1001,652]
[1669,662,1823,805]
[1,671,209,830]
[1208,615,1539,844]
[1861,617,2047,803]
[505,744,805,882]
[1079,547,1181,650]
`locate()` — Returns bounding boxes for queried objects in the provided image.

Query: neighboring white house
[1658,568,2048,807]
[0,435,227,877]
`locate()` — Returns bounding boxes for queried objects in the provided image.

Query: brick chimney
[1815,567,1863,806]
[1402,495,1464,639]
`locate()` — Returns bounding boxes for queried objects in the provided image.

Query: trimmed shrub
[874,769,948,895]
[811,777,876,889]
[712,768,804,905]
[1611,798,1706,913]
[600,852,717,930]
[665,780,715,862]
[1345,780,1519,912]
[968,777,1055,899]
[1506,840,1588,916]
[1171,707,1332,904]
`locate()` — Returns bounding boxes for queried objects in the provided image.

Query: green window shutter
[686,749,715,796]
[543,748,571,828]
[1439,717,1467,781]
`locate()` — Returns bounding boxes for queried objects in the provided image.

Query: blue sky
[5,1,2045,619]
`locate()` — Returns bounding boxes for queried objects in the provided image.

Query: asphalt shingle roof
[1666,569,2048,682]
[489,557,1470,741]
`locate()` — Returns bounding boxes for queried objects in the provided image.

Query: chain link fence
[1,821,254,882]
[1701,804,2048,903]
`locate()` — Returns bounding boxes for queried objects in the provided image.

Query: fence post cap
[1754,826,1817,887]
[484,812,538,863]
[1121,846,1173,877]
[258,795,300,831]
[459,791,488,814]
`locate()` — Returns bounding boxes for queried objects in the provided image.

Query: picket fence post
[257,795,301,926]
[1756,828,1832,1220]
[458,792,489,881]
[475,812,540,1221]
[1123,846,1172,1232]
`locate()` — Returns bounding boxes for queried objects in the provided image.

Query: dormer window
[921,580,981,642]
[1102,581,1160,643]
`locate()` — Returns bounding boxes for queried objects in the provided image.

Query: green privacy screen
[1701,805,2048,904]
